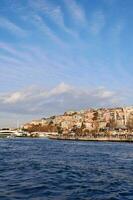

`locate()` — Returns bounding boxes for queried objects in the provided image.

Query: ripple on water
[0,139,133,200]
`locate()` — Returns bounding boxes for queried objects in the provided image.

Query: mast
[17,120,19,129]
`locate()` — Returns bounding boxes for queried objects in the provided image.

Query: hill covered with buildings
[23,107,133,139]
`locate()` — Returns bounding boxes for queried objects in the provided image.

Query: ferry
[0,129,27,138]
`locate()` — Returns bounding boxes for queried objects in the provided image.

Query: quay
[48,135,133,142]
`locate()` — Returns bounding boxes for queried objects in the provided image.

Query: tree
[57,126,63,135]
[26,124,57,133]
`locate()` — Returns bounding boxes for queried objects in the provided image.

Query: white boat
[0,129,27,138]
[0,129,15,138]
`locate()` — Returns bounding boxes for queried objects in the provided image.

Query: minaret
[114,111,117,123]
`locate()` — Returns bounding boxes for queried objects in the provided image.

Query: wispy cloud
[0,83,120,116]
[0,42,116,89]
[0,17,27,36]
[111,21,124,38]
[30,14,66,46]
[64,0,87,25]
[0,42,76,85]
[28,0,78,39]
[29,0,65,27]
[89,10,105,34]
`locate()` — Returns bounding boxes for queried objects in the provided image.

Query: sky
[0,0,133,127]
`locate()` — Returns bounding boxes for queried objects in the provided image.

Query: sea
[0,138,133,200]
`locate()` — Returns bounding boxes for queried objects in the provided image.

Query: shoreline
[48,136,133,143]
[0,133,133,143]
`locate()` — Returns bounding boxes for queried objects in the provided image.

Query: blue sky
[0,0,133,127]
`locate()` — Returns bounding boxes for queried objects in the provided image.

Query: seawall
[49,136,133,142]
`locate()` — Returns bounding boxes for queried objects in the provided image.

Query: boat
[0,129,27,138]
[0,129,15,138]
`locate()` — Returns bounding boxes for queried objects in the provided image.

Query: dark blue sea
[0,139,133,200]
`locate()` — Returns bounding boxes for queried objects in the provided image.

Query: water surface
[0,138,133,200]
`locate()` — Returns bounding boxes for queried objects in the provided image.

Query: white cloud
[0,42,84,85]
[0,42,26,58]
[28,0,78,38]
[48,82,73,96]
[64,0,87,25]
[89,10,105,34]
[0,54,22,65]
[30,14,65,46]
[93,87,115,98]
[0,17,27,36]
[0,83,120,116]
[3,92,23,104]
[29,0,65,27]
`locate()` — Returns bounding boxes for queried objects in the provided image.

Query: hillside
[23,107,133,136]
